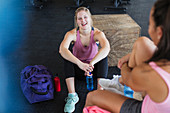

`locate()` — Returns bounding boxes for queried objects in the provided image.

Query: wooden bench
[92,14,141,66]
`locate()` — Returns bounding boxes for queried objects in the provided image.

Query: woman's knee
[86,90,97,101]
[133,36,152,51]
[65,77,74,83]
[130,36,155,66]
[85,90,99,106]
[85,92,93,106]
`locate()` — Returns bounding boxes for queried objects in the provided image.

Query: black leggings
[64,57,108,80]
[120,98,142,113]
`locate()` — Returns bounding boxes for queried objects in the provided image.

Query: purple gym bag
[21,65,54,104]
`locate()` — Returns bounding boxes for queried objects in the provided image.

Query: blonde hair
[75,7,93,27]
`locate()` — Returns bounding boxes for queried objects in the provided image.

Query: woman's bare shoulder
[93,27,105,39]
[155,60,170,73]
[131,63,154,82]
[129,63,155,91]
[93,27,102,34]
[133,61,170,80]
[65,28,77,41]
[134,63,153,73]
[67,28,77,35]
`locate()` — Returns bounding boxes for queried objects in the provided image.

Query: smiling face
[75,7,93,30]
[76,10,92,30]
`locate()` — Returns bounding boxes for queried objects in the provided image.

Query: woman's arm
[59,30,80,64]
[59,30,92,72]
[117,53,131,69]
[121,62,149,92]
[90,30,110,66]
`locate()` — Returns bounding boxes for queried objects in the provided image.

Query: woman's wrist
[76,60,82,66]
[90,61,95,67]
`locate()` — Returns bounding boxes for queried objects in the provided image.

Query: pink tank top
[72,28,98,63]
[141,62,170,113]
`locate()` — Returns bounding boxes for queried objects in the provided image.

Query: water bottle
[54,76,61,92]
[86,72,94,91]
[124,85,134,98]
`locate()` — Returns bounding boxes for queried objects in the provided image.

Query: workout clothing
[120,61,170,113]
[72,27,98,63]
[120,98,142,113]
[64,57,108,80]
[64,27,108,79]
[141,61,170,113]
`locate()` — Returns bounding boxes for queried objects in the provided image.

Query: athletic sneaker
[64,93,79,113]
[99,75,124,95]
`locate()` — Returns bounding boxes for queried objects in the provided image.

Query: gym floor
[0,0,155,112]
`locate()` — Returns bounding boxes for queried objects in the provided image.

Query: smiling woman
[59,7,110,113]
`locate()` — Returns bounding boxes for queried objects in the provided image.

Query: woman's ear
[156,26,163,40]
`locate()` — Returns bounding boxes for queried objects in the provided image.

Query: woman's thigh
[93,57,108,79]
[64,59,84,78]
[85,90,129,113]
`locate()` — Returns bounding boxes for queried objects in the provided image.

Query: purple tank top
[72,28,98,63]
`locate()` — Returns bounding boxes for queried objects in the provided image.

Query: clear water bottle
[86,72,94,91]
[124,85,134,98]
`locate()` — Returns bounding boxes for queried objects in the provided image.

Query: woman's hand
[77,62,94,74]
[117,53,131,69]
[84,64,94,76]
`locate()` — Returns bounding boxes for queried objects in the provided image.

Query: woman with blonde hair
[59,7,110,113]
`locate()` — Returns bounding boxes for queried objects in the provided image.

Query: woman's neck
[79,26,91,35]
